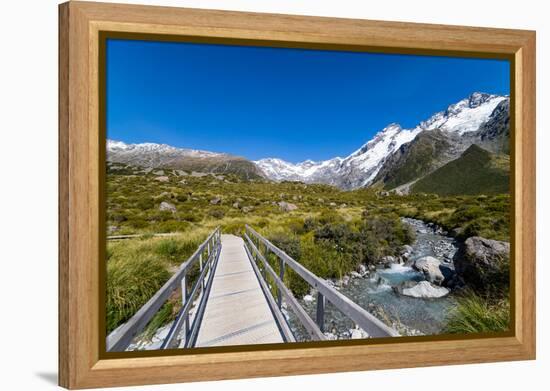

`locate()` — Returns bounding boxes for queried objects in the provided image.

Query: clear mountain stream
[286,218,460,340]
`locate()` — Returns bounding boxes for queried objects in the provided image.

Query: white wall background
[0,0,546,389]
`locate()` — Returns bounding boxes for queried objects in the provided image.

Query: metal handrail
[107,227,221,352]
[244,234,325,341]
[160,243,220,349]
[243,243,297,342]
[245,225,399,339]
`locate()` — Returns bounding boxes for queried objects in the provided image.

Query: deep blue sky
[106,39,509,162]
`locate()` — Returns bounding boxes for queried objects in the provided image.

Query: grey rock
[350,327,369,339]
[159,201,177,213]
[454,236,510,291]
[413,256,445,285]
[278,201,298,212]
[210,197,221,205]
[357,264,368,276]
[401,245,414,255]
[394,281,449,298]
[413,256,455,286]
[154,176,170,182]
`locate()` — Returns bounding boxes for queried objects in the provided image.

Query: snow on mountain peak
[468,92,495,108]
[255,92,507,188]
[106,139,223,157]
[107,139,130,150]
[420,93,506,135]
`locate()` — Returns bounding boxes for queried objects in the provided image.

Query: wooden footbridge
[107,226,398,352]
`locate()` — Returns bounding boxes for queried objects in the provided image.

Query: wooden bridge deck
[194,234,284,347]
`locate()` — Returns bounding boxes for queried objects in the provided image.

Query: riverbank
[289,217,461,340]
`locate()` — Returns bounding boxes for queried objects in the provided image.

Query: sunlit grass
[106,162,511,335]
[444,291,510,334]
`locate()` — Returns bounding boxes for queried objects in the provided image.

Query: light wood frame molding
[59,1,536,389]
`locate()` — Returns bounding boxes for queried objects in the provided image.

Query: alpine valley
[106,91,512,342]
[107,92,510,196]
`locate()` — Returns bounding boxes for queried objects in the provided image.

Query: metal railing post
[316,292,325,333]
[181,271,190,343]
[278,258,284,308]
[199,252,205,290]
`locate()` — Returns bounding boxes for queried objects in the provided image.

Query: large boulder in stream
[454,236,510,292]
[394,281,450,299]
[413,256,455,286]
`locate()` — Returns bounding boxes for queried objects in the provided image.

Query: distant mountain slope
[411,144,510,196]
[107,140,265,180]
[476,99,510,154]
[374,95,510,190]
[256,92,508,189]
[370,130,453,189]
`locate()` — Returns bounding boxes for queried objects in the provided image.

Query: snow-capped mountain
[106,140,264,179]
[255,92,508,189]
[255,124,421,189]
[107,139,223,166]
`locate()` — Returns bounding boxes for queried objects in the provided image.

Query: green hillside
[411,144,509,196]
[373,130,452,189]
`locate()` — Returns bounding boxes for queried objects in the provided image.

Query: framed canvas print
[58,1,536,389]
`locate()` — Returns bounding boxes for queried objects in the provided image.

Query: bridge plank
[194,235,284,347]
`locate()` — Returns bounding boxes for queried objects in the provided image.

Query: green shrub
[208,209,225,219]
[135,197,155,210]
[268,232,302,260]
[128,217,149,229]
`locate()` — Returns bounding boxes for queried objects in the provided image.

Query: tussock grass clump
[107,254,170,334]
[154,235,206,266]
[106,231,209,334]
[444,291,510,334]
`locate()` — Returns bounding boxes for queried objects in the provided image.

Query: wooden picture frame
[59,1,536,389]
